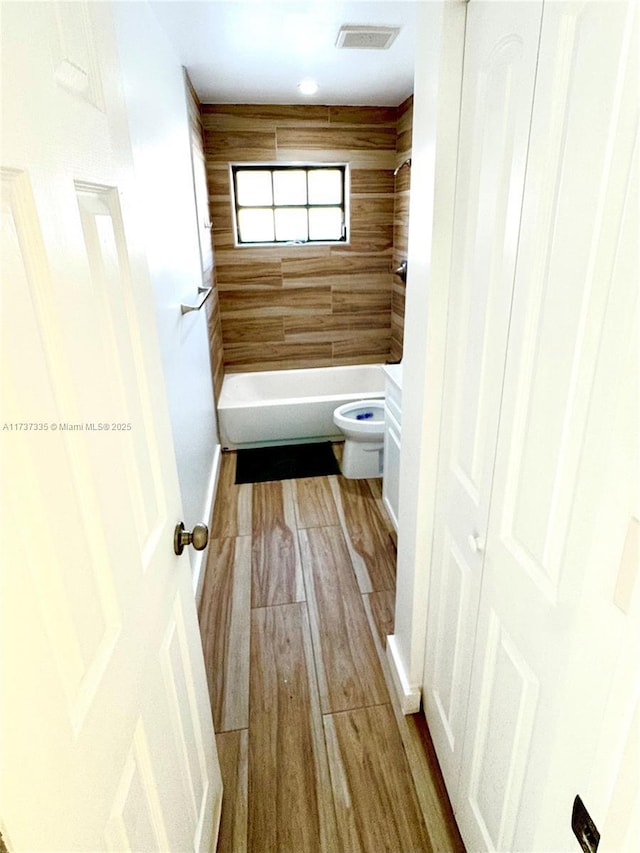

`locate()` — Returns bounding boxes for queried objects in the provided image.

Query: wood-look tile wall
[202,104,404,373]
[391,96,413,363]
[185,73,225,399]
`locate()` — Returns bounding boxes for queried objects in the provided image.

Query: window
[231,164,348,246]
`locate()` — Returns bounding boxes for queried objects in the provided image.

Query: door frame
[387,0,467,707]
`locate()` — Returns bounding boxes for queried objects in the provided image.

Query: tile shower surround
[199,101,413,375]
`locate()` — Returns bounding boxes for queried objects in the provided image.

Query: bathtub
[217,364,385,449]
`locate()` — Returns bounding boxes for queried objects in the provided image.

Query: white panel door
[422,0,543,798]
[456,2,638,850]
[0,3,221,851]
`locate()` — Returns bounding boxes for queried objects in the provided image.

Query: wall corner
[386,635,422,714]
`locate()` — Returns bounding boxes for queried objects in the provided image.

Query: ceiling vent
[335,25,400,50]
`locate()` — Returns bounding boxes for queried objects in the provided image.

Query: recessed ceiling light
[298,79,319,96]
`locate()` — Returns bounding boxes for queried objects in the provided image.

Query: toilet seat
[333,400,385,438]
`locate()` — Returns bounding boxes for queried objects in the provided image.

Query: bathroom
[3,1,636,851]
[199,98,411,456]
[185,15,427,849]
[169,3,639,851]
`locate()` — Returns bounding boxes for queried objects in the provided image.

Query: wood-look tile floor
[199,446,465,853]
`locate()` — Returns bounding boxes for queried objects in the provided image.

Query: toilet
[333,399,385,479]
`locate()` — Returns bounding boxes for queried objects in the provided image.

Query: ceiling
[149,1,417,106]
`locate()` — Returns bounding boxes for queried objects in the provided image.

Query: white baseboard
[386,634,422,715]
[192,443,222,607]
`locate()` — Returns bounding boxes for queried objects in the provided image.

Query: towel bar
[180,285,213,315]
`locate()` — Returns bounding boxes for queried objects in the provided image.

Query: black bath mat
[235,441,340,484]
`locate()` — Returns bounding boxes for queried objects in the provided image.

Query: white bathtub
[217,364,385,448]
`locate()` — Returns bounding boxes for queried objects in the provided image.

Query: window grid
[232,164,348,246]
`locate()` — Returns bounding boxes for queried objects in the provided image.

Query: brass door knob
[174,522,209,555]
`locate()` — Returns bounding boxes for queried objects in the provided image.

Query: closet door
[456,2,638,850]
[421,0,543,798]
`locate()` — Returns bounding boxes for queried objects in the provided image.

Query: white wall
[387,0,466,708]
[112,1,219,593]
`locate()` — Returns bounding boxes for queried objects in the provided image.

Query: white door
[0,3,221,851]
[456,2,638,850]
[422,0,543,797]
